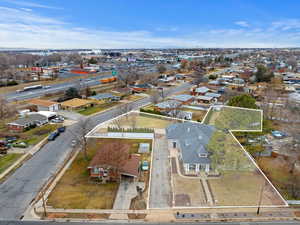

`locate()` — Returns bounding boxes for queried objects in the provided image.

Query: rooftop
[29,98,59,107]
[61,98,94,108]
[166,122,215,164]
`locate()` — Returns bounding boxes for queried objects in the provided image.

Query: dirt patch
[175,194,191,206]
[45,212,110,219]
[128,213,147,219]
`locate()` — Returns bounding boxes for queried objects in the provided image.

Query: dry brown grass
[47,138,152,209]
[173,174,207,207]
[208,171,285,206]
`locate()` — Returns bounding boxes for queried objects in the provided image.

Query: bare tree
[0,97,16,119]
[157,64,167,74]
[149,90,161,104]
[71,118,92,160]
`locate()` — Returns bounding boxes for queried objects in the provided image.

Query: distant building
[29,99,60,111]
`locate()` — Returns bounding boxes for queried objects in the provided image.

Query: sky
[0,0,300,49]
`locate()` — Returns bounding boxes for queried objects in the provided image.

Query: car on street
[48,131,60,141]
[57,126,66,133]
[71,139,77,147]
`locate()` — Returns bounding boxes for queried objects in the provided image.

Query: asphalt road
[0,82,191,220]
[0,220,299,225]
[4,75,110,102]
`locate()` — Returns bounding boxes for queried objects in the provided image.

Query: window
[199,153,207,158]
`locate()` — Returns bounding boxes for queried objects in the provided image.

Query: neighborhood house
[166,122,215,174]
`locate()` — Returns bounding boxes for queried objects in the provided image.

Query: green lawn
[21,124,59,145]
[0,153,23,174]
[205,106,262,131]
[77,102,120,116]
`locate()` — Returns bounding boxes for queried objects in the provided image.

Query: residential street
[0,220,299,225]
[0,83,191,220]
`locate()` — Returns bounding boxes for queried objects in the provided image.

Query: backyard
[47,138,152,209]
[108,112,175,130]
[181,108,207,122]
[204,106,262,131]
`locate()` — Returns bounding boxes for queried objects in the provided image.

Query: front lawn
[208,171,285,206]
[77,102,120,116]
[21,124,59,145]
[0,153,23,174]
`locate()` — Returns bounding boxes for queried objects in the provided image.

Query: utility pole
[257,179,266,215]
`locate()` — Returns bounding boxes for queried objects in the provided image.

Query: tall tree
[228,94,258,109]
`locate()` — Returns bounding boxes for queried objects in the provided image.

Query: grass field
[110,113,174,129]
[209,171,285,206]
[205,106,262,131]
[47,138,152,209]
[207,130,256,172]
[0,153,23,174]
[76,102,120,116]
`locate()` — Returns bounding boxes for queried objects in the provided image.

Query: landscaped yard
[208,171,286,206]
[76,102,120,116]
[204,106,262,131]
[47,138,152,209]
[0,153,23,174]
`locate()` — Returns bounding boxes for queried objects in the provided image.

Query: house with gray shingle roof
[166,122,215,174]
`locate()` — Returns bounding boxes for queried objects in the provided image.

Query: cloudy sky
[0,0,300,49]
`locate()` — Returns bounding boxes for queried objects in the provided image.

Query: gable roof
[195,87,210,93]
[61,98,93,108]
[88,143,140,177]
[8,114,47,127]
[29,98,59,107]
[89,93,119,101]
[170,94,194,102]
[166,122,215,164]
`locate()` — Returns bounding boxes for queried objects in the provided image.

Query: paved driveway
[149,133,172,209]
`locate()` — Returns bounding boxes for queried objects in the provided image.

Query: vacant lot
[110,113,174,129]
[0,153,23,174]
[205,106,262,131]
[47,138,152,209]
[209,171,285,206]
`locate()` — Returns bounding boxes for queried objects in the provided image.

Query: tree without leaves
[72,118,92,160]
[0,97,16,119]
[157,64,167,74]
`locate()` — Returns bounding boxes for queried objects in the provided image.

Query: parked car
[5,136,17,143]
[12,141,28,148]
[141,161,149,171]
[57,126,66,133]
[51,118,63,123]
[48,131,60,141]
[71,139,77,147]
